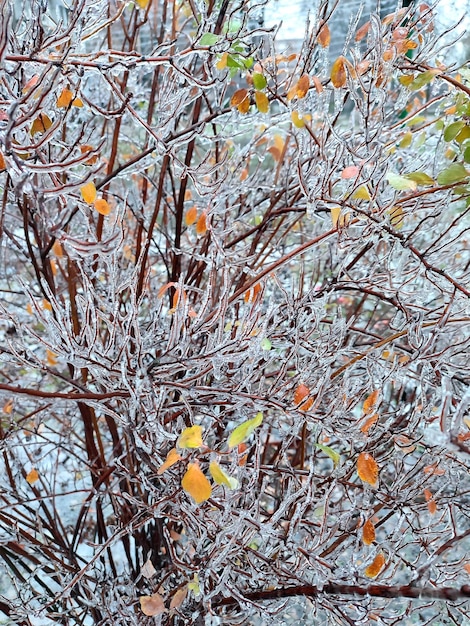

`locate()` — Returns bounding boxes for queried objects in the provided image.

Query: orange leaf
[364,553,385,578]
[46,349,57,366]
[331,56,347,88]
[363,390,380,415]
[255,91,269,113]
[230,88,249,107]
[94,198,111,216]
[237,97,250,114]
[22,75,39,93]
[362,519,376,545]
[52,240,63,257]
[424,488,437,514]
[244,282,261,304]
[139,593,166,616]
[43,299,52,312]
[3,399,13,414]
[464,563,470,574]
[157,448,182,475]
[0,151,6,171]
[72,98,83,107]
[294,383,314,411]
[296,74,310,98]
[81,182,97,204]
[355,21,370,41]
[423,464,445,476]
[181,463,212,504]
[26,468,39,485]
[80,144,99,165]
[30,113,52,136]
[185,205,198,226]
[357,452,379,487]
[196,211,207,235]
[360,413,379,434]
[317,22,331,48]
[57,88,73,108]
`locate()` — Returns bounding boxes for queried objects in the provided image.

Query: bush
[1,0,470,624]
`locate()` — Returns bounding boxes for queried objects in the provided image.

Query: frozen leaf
[228,412,263,448]
[46,349,57,366]
[424,488,437,514]
[185,205,198,226]
[357,452,379,487]
[0,151,6,171]
[141,559,157,579]
[157,448,181,475]
[209,461,238,488]
[81,182,97,204]
[199,33,219,46]
[252,73,267,90]
[360,413,379,434]
[444,121,465,142]
[139,593,166,616]
[136,0,151,8]
[231,88,249,107]
[405,172,434,186]
[22,74,39,93]
[351,185,371,200]
[260,338,272,351]
[31,113,52,136]
[244,282,261,303]
[196,211,207,235]
[72,97,83,107]
[312,74,323,93]
[57,88,73,108]
[181,463,212,503]
[188,574,200,597]
[3,399,13,414]
[437,163,469,185]
[341,166,359,179]
[363,390,380,415]
[178,425,203,449]
[364,553,385,578]
[26,468,39,485]
[295,74,310,98]
[355,21,370,41]
[317,22,331,48]
[216,52,228,69]
[388,205,404,228]
[362,519,376,545]
[315,444,340,467]
[255,91,269,113]
[294,383,314,411]
[94,198,111,215]
[464,563,470,575]
[80,144,99,165]
[399,130,413,148]
[169,586,187,610]
[331,207,350,228]
[331,56,347,88]
[386,172,417,191]
[291,110,311,128]
[408,69,440,90]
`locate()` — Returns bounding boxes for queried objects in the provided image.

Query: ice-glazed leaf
[178,425,203,449]
[351,185,371,200]
[317,22,331,48]
[244,282,261,303]
[46,349,57,366]
[228,412,263,448]
[331,56,347,88]
[330,207,350,228]
[181,463,212,503]
[94,198,111,215]
[364,552,385,578]
[255,91,269,113]
[408,69,440,90]
[388,204,404,228]
[443,121,465,142]
[362,519,376,545]
[341,166,359,179]
[136,0,151,8]
[260,338,272,351]
[291,110,311,128]
[252,72,267,90]
[230,88,249,107]
[315,444,340,467]
[169,586,187,610]
[199,32,219,46]
[157,448,182,475]
[30,113,52,136]
[185,205,198,226]
[295,74,310,98]
[0,151,5,171]
[399,130,413,148]
[187,574,200,597]
[386,172,417,191]
[81,182,97,204]
[141,558,157,579]
[294,383,314,411]
[57,87,73,108]
[360,413,379,434]
[404,172,434,186]
[216,52,228,70]
[423,488,437,514]
[355,21,370,41]
[26,468,39,485]
[357,452,379,487]
[196,211,207,235]
[139,593,166,616]
[456,125,470,144]
[437,163,469,185]
[363,390,380,415]
[209,461,238,488]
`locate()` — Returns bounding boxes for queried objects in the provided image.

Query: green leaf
[386,172,418,191]
[404,172,434,186]
[227,54,244,69]
[260,338,272,351]
[243,57,254,69]
[406,115,426,127]
[252,73,267,90]
[408,69,440,91]
[228,412,263,448]
[315,444,340,468]
[464,145,470,163]
[399,131,413,148]
[443,121,465,142]
[436,163,469,185]
[456,125,470,144]
[199,33,219,46]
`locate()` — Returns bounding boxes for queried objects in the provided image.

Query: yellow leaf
[331,207,350,228]
[291,110,311,128]
[136,0,151,8]
[317,22,331,48]
[209,461,238,488]
[178,425,203,449]
[351,185,371,200]
[157,448,182,475]
[81,182,97,204]
[331,56,347,88]
[26,468,39,485]
[94,198,111,215]
[31,113,52,136]
[362,519,376,545]
[255,91,269,113]
[185,205,198,226]
[364,553,385,578]
[357,452,379,487]
[57,88,73,108]
[139,593,166,616]
[216,52,228,70]
[72,98,83,107]
[228,412,263,448]
[181,463,212,503]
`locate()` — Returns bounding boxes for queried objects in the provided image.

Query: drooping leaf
[80,144,99,165]
[230,88,249,107]
[351,185,371,200]
[139,593,166,616]
[443,121,465,142]
[386,172,417,191]
[199,32,219,46]
[260,338,272,351]
[157,448,182,475]
[196,211,207,235]
[357,452,379,487]
[423,488,437,514]
[388,204,404,228]
[456,125,470,144]
[0,151,5,171]
[363,390,380,415]
[317,22,331,48]
[436,163,469,185]
[341,166,359,179]
[408,69,441,90]
[209,461,238,488]
[187,574,200,597]
[136,0,151,8]
[355,21,370,41]
[94,198,111,215]
[291,110,311,128]
[293,383,314,411]
[185,205,198,226]
[178,425,204,449]
[228,412,263,448]
[404,172,434,186]
[315,443,340,467]
[362,519,376,545]
[169,586,187,611]
[330,207,350,228]
[295,74,310,99]
[244,282,261,303]
[216,52,228,70]
[364,552,385,578]
[360,413,379,434]
[26,468,39,485]
[181,463,212,503]
[399,130,413,148]
[57,88,73,108]
[255,91,269,113]
[81,182,97,204]
[252,72,267,90]
[46,349,57,366]
[330,56,347,88]
[30,113,52,136]
[140,558,157,579]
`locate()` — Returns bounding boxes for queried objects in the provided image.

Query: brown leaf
[0,151,6,171]
[360,413,379,435]
[139,593,166,616]
[169,586,188,610]
[355,21,370,41]
[317,22,331,48]
[230,88,249,107]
